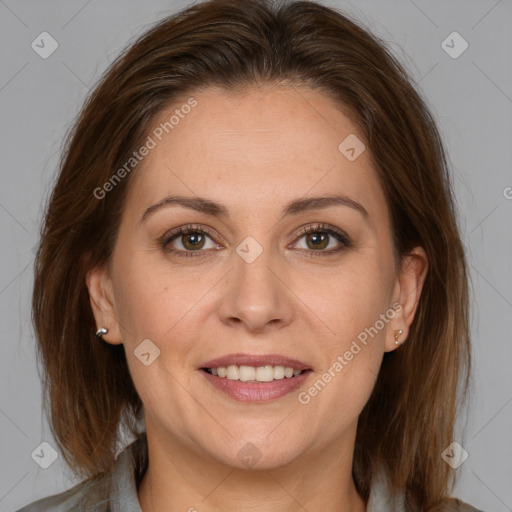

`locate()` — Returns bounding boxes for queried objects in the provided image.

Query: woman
[19,0,483,510]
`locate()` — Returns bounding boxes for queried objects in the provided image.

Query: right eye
[162,224,222,257]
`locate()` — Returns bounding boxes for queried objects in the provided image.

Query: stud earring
[394,329,404,345]
[96,327,108,339]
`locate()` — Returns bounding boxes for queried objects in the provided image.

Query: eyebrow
[141,194,369,222]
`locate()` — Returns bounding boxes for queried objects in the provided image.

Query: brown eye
[293,224,353,255]
[162,225,221,258]
[180,231,206,250]
[304,232,329,250]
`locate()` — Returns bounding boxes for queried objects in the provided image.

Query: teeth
[274,365,285,379]
[239,365,255,381]
[226,365,239,380]
[206,365,305,382]
[256,366,273,382]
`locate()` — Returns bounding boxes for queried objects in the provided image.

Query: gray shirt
[16,434,484,511]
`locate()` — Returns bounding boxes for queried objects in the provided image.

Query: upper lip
[200,353,311,371]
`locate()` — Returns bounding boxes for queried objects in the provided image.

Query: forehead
[126,85,386,225]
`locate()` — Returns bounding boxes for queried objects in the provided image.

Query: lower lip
[200,369,312,402]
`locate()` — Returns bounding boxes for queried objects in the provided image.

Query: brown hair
[32,0,472,509]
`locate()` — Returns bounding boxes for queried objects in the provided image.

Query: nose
[217,251,295,333]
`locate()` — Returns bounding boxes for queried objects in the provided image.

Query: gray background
[0,0,511,511]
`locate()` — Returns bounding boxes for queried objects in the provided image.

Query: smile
[203,364,304,382]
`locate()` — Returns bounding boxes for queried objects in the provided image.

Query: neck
[137,422,367,512]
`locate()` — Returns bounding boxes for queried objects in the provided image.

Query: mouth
[199,353,313,402]
[201,365,312,383]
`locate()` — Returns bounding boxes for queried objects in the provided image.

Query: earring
[394,329,404,345]
[96,327,108,339]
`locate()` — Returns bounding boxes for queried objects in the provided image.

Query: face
[88,84,427,470]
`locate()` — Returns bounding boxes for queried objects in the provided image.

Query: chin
[216,436,306,471]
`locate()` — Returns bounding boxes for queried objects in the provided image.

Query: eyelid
[161,223,221,244]
[160,223,222,256]
[161,222,352,256]
[291,223,353,252]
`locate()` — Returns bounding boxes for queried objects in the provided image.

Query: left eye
[294,230,345,251]
[291,224,352,254]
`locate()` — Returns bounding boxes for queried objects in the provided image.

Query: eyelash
[161,223,353,259]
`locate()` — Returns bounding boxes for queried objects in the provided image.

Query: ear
[385,246,428,353]
[86,264,123,345]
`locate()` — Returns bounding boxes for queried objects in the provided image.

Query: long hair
[32,1,471,509]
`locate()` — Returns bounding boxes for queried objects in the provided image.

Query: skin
[87,84,428,512]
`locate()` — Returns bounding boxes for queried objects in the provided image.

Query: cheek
[293,257,394,347]
[111,245,201,341]
[295,265,390,436]
[292,256,392,410]
[110,253,199,409]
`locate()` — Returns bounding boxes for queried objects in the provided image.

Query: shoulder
[14,472,111,512]
[15,433,147,512]
[367,465,486,512]
[428,497,486,512]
